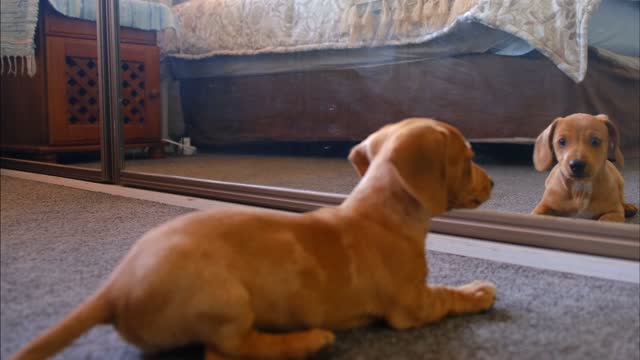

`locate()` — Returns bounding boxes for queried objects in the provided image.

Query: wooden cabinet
[1,2,163,162]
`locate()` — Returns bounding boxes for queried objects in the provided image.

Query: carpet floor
[1,176,639,360]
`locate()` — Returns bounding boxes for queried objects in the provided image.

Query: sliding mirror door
[111,0,638,256]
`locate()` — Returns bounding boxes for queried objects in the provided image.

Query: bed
[159,0,639,153]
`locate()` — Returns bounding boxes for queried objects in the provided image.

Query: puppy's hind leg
[208,328,335,360]
[616,174,637,218]
[201,282,334,359]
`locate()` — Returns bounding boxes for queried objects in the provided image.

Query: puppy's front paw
[460,280,496,311]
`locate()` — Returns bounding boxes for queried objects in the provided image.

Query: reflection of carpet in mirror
[113,152,639,224]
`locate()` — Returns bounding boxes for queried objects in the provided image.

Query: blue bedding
[484,0,640,58]
[47,0,175,31]
[589,0,640,57]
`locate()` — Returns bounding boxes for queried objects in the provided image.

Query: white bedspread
[161,0,602,82]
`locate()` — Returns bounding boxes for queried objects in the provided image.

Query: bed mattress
[162,0,602,82]
[166,0,639,82]
[168,21,532,79]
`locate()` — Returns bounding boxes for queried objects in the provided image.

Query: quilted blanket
[161,0,602,82]
[47,0,175,32]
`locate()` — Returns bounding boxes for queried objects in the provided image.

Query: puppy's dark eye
[591,137,601,146]
[558,138,567,147]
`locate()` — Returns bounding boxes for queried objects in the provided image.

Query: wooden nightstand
[1,2,163,162]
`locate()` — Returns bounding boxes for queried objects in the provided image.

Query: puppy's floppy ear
[533,118,560,171]
[387,124,449,214]
[349,126,392,177]
[596,114,624,167]
[348,142,370,177]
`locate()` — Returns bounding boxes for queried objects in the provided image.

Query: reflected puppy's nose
[569,160,586,176]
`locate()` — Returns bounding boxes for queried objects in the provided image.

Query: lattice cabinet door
[119,42,161,143]
[46,36,161,145]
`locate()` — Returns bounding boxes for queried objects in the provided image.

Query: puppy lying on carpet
[532,113,638,222]
[13,118,495,360]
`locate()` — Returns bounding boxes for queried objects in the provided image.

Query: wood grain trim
[0,157,104,182]
[431,210,639,261]
[119,171,639,260]
[120,171,346,212]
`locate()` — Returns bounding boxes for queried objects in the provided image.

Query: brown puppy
[532,113,638,222]
[12,118,495,360]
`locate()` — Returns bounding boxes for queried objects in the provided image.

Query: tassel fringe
[1,55,37,77]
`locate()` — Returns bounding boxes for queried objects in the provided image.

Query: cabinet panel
[47,36,100,145]
[47,37,161,145]
[120,43,162,142]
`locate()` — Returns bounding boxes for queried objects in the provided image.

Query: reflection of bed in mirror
[161,0,639,157]
[133,0,640,222]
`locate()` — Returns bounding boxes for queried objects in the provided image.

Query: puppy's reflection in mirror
[531,113,638,223]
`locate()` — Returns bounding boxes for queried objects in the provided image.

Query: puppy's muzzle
[569,159,587,177]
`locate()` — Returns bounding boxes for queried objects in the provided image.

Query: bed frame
[177,49,639,155]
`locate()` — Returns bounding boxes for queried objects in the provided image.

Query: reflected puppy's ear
[595,114,624,167]
[533,118,560,171]
[387,124,449,214]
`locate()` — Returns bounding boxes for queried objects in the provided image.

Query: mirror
[115,0,637,226]
[1,1,104,172]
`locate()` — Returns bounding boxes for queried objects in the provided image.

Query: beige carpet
[2,176,639,360]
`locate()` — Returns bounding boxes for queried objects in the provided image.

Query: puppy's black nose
[489,179,495,189]
[569,160,586,176]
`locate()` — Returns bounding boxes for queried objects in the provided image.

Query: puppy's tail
[11,289,112,360]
